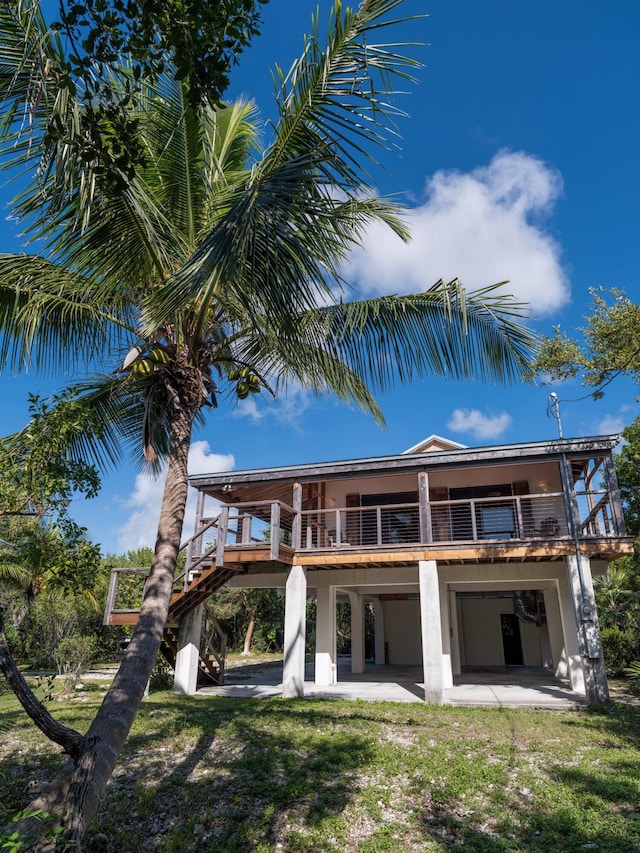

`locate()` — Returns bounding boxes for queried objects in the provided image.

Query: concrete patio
[198,660,586,709]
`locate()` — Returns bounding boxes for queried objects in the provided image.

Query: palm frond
[0,255,135,373]
[252,279,537,393]
[146,0,422,334]
[0,560,31,589]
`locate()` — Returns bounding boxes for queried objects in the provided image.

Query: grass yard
[1,681,640,852]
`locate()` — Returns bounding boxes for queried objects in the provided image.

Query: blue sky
[1,0,639,554]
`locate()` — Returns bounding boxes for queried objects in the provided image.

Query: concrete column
[419,560,444,703]
[372,596,386,665]
[173,603,204,695]
[346,591,365,674]
[315,584,337,685]
[565,553,610,705]
[556,565,586,694]
[449,590,461,676]
[438,580,454,688]
[282,565,307,698]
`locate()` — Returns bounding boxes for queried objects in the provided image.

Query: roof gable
[402,434,468,454]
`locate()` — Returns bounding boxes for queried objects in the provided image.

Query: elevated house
[104,434,633,705]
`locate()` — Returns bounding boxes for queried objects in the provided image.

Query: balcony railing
[182,491,621,565]
[299,493,575,550]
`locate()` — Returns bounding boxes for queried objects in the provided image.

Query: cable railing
[299,493,574,550]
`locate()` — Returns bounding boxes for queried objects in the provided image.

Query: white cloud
[596,414,627,436]
[447,408,513,441]
[115,440,235,552]
[347,150,569,315]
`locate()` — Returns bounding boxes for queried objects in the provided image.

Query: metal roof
[189,434,620,491]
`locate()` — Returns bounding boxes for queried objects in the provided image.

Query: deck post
[419,559,444,703]
[438,580,454,688]
[173,603,204,695]
[282,565,307,698]
[346,591,365,674]
[315,584,337,685]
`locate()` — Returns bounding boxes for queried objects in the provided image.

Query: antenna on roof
[547,392,563,438]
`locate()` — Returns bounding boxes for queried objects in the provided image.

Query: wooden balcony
[103,486,633,629]
[189,489,632,570]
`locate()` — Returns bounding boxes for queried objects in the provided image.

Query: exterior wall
[427,461,563,493]
[458,596,549,668]
[325,473,419,506]
[460,597,508,666]
[322,461,564,507]
[383,599,422,664]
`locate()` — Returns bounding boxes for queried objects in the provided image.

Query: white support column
[419,560,444,703]
[556,565,586,694]
[565,553,610,705]
[173,603,204,695]
[282,565,307,698]
[449,590,461,676]
[373,596,386,665]
[346,591,365,674]
[438,579,454,688]
[315,584,337,685]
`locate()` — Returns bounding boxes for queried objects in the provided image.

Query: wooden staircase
[103,515,235,685]
[160,603,228,685]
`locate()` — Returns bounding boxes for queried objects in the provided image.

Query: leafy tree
[53,634,97,695]
[0,518,103,627]
[0,393,104,631]
[0,393,100,521]
[615,417,640,537]
[595,417,640,672]
[534,287,640,400]
[0,1,266,190]
[0,1,537,847]
[213,587,284,654]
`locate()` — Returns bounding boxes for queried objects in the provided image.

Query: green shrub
[53,634,96,694]
[149,660,173,692]
[601,626,640,673]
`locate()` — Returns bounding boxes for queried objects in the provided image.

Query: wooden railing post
[514,496,524,539]
[470,500,478,540]
[103,569,120,626]
[292,482,302,550]
[418,472,431,543]
[216,505,229,568]
[270,502,281,561]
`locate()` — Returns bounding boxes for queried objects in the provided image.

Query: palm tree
[0,0,537,846]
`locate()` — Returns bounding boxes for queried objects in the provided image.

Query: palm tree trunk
[4,406,196,851]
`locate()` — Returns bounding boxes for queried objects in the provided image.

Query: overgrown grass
[1,683,640,852]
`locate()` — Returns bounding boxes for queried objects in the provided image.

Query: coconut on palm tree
[0,0,537,846]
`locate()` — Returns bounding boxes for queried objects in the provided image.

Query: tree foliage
[0,393,100,521]
[534,287,640,399]
[0,1,266,190]
[615,417,640,537]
